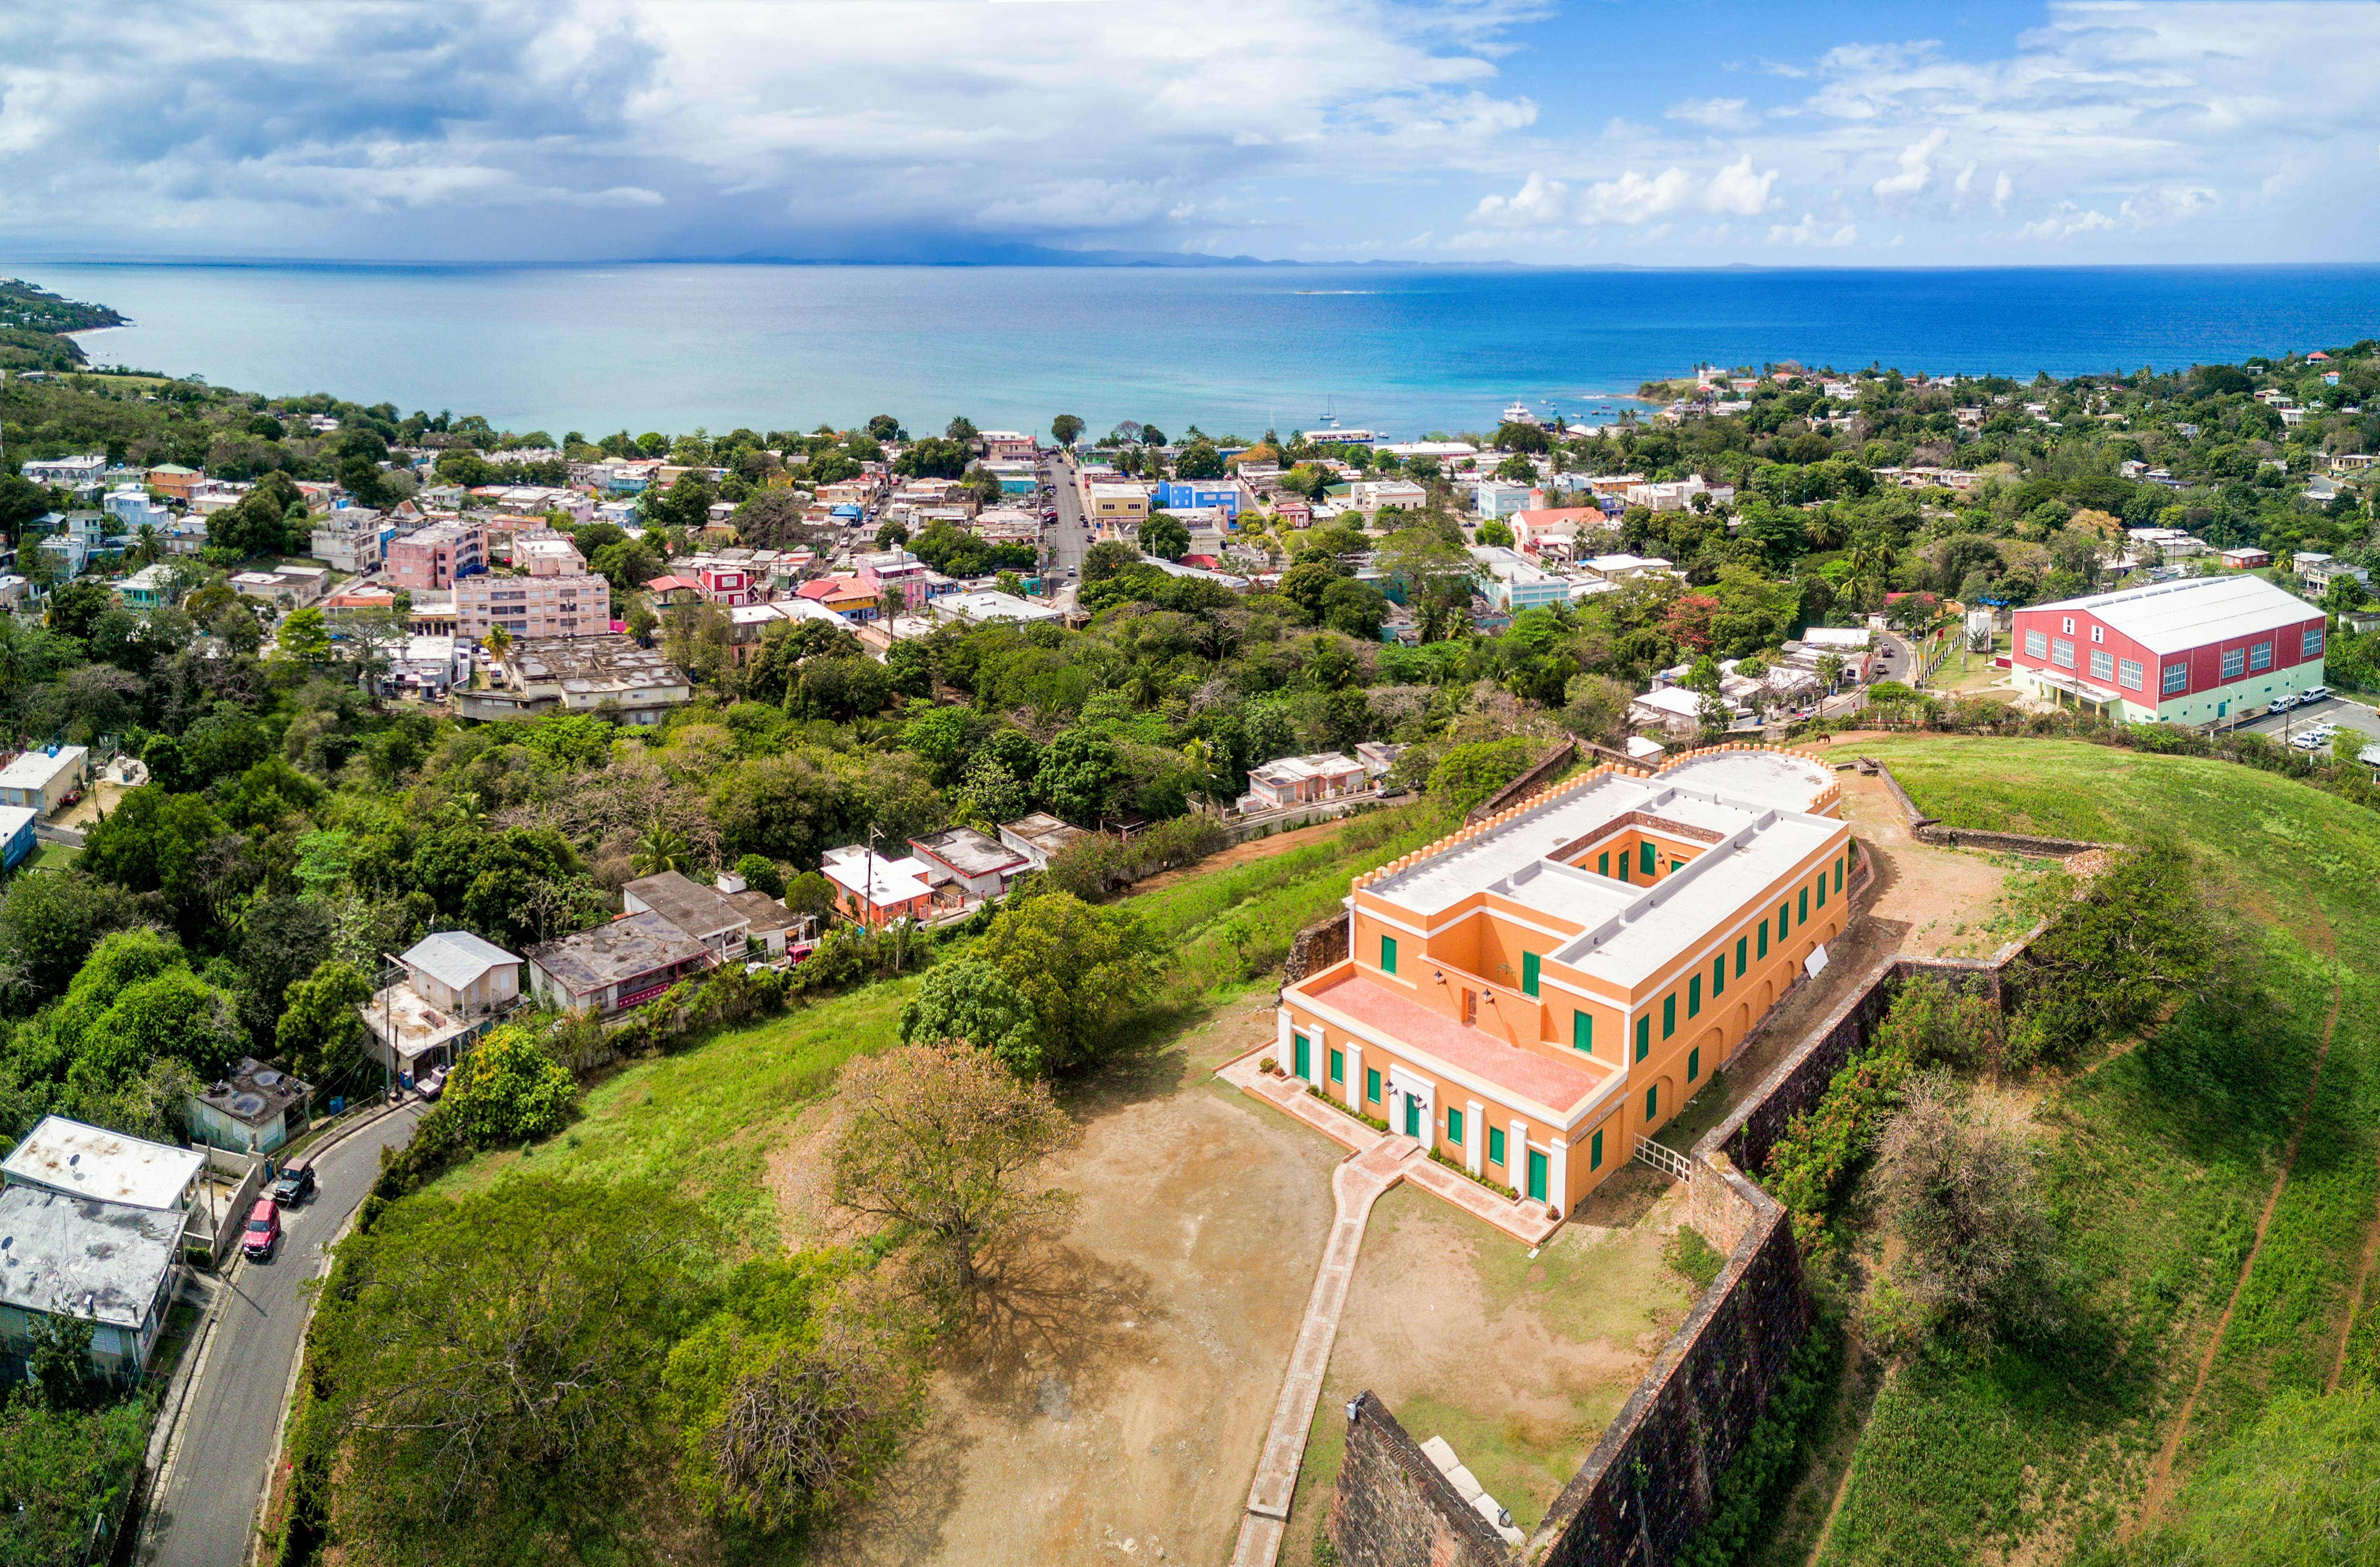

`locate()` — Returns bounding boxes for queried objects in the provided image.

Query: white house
[0,745,90,816]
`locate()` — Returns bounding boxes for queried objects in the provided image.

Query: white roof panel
[402,930,520,991]
[2037,574,2317,654]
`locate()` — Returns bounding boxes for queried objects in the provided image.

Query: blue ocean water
[14,261,2380,442]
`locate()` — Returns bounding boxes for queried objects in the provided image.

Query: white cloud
[1469,153,1775,229]
[1769,213,1857,247]
[1667,96,1755,130]
[1993,171,2014,216]
[1703,153,1779,215]
[1872,128,1948,199]
[2022,203,2116,238]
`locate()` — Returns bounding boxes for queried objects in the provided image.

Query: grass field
[1785,736,2380,1567]
[429,800,1457,1235]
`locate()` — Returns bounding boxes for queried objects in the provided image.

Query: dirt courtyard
[1278,1165,1697,1555]
[817,1000,1343,1566]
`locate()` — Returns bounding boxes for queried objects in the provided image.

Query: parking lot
[2231,691,2380,752]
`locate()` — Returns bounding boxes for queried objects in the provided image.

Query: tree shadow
[799,1413,973,1567]
[943,1233,1166,1424]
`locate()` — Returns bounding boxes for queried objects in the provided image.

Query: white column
[1465,1099,1485,1176]
[1549,1140,1569,1218]
[1275,1010,1292,1061]
[1344,1042,1363,1111]
[1509,1118,1530,1194]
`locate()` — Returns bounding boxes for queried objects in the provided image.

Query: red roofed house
[1508,507,1604,562]
[644,575,699,606]
[796,576,882,620]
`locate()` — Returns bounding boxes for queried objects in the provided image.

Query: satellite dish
[252,1070,281,1088]
[228,1093,268,1119]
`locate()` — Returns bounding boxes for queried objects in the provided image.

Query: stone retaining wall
[1280,912,1352,995]
[1470,739,1582,823]
[1863,756,2115,859]
[1329,1391,1515,1567]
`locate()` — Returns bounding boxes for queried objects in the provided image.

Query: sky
[2,0,2377,268]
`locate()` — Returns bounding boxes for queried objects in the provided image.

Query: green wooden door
[1292,1031,1310,1081]
[1403,1094,1420,1139]
[1526,1149,1548,1202]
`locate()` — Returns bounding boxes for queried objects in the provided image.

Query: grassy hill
[1763,735,2380,1567]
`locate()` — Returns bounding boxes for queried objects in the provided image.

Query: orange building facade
[1277,749,1849,1220]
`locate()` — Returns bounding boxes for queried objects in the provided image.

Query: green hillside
[1769,736,2380,1567]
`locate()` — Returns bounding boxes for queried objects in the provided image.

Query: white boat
[1501,401,1537,425]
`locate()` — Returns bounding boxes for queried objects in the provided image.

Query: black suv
[271,1164,316,1206]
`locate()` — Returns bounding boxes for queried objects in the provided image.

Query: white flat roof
[0,746,86,788]
[1,1115,205,1212]
[2033,573,2317,653]
[1364,769,1843,988]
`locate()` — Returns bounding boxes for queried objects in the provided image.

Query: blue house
[0,807,37,871]
[1155,480,1243,519]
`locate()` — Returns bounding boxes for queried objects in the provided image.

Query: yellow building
[1277,749,1848,1218]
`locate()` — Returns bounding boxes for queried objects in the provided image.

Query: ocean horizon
[12,260,2380,441]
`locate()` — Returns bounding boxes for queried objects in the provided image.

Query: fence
[192,1146,265,1270]
[1633,1136,1693,1182]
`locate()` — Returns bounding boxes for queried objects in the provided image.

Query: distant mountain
[693,238,1304,268]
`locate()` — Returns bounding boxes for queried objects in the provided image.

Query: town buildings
[453,569,612,640]
[1276,749,1849,1216]
[2009,574,2327,726]
[385,520,488,592]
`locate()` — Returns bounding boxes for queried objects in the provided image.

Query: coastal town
[3,279,2380,1567]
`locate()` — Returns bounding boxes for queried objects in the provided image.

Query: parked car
[242,1199,281,1261]
[2270,693,2297,712]
[2304,685,2331,703]
[270,1163,316,1206]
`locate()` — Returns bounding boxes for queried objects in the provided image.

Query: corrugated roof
[0,1187,182,1330]
[2037,573,2318,653]
[402,930,519,993]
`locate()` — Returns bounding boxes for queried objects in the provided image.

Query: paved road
[1044,450,1090,582]
[141,1103,424,1567]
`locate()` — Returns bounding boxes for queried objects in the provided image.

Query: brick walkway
[1217,1049,1565,1567]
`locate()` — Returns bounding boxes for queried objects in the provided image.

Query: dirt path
[1125,815,1369,897]
[2332,1189,2380,1394]
[2129,918,2345,1540]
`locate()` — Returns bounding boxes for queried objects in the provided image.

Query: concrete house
[908,827,1031,900]
[0,745,90,816]
[186,1058,313,1156]
[525,912,715,1015]
[361,930,522,1077]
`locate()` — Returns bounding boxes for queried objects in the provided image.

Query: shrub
[1663,1225,1728,1291]
[1761,1035,1912,1255]
[1674,1311,1843,1567]
[444,1025,576,1146]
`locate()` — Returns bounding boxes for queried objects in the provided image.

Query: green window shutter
[1713,955,1725,997]
[1572,1011,1592,1053]
[1688,975,1701,1018]
[1835,857,1844,893]
[1779,900,1790,935]
[1799,887,1808,924]
[1598,851,1609,877]
[1380,935,1397,975]
[1618,854,1630,883]
[1636,1016,1650,1061]
[1522,952,1541,997]
[1590,1128,1603,1170]
[1489,1126,1505,1166]
[1329,1048,1344,1084]
[1365,1067,1380,1104]
[1736,936,1747,976]
[1663,994,1676,1038]
[1758,920,1768,959]
[1816,873,1825,909]
[1688,1046,1700,1081]
[1640,840,1655,877]
[1447,1107,1463,1148]
[1645,1083,1658,1121]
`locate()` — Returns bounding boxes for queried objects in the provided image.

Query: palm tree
[631,825,688,877]
[484,623,512,657]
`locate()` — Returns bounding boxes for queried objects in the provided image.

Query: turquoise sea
[14,261,2380,441]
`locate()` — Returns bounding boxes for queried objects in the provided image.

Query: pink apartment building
[386,522,488,592]
[454,572,612,640]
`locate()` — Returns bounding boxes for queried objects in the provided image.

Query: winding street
[138,1103,423,1567]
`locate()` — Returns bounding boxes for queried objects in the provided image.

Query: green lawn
[1801,736,2380,1567]
[429,801,1458,1239]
